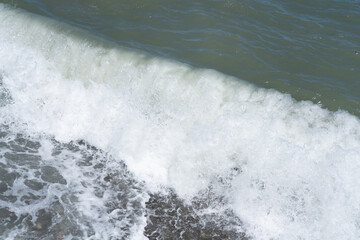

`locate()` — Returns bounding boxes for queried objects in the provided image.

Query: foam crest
[1,4,360,239]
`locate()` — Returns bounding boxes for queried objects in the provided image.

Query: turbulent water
[0,1,359,240]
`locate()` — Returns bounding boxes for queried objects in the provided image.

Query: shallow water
[0,128,243,239]
[0,2,359,240]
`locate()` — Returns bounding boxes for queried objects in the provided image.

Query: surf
[1,4,360,240]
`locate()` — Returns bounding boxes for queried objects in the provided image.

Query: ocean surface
[0,1,359,239]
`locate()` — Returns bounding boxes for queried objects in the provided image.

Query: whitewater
[0,4,360,240]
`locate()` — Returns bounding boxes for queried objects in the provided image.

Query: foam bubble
[1,4,360,239]
[0,127,147,239]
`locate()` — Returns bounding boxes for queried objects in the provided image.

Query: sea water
[0,1,359,240]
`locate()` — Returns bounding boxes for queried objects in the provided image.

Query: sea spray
[0,4,360,239]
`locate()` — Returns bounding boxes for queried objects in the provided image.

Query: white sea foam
[1,4,360,240]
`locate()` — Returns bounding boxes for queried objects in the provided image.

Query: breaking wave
[1,4,360,240]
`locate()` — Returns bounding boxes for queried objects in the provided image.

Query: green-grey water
[1,1,360,240]
[3,0,360,115]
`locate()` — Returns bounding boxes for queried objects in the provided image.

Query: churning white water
[1,4,360,240]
